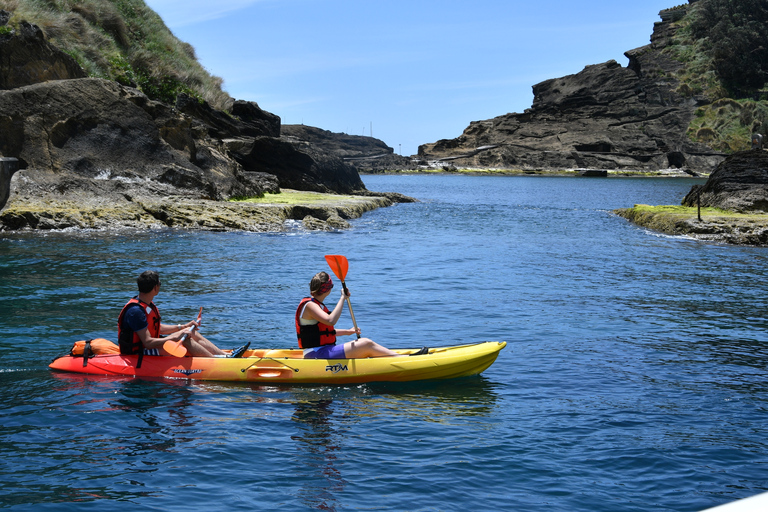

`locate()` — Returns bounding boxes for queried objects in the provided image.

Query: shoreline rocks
[682,150,768,212]
[615,150,768,246]
[0,181,415,232]
[0,22,377,230]
[614,205,768,246]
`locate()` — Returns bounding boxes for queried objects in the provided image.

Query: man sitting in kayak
[296,271,428,359]
[118,270,249,358]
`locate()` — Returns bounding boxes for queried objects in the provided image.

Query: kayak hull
[49,341,506,384]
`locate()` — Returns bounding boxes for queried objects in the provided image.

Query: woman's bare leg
[342,338,405,358]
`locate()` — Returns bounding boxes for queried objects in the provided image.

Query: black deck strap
[136,349,144,369]
[82,339,93,367]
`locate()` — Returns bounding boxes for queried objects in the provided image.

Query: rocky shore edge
[614,205,768,246]
[613,150,768,246]
[0,189,416,233]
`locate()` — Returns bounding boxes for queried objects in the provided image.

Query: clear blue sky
[144,0,680,156]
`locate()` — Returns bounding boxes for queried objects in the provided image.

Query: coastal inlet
[1,174,766,512]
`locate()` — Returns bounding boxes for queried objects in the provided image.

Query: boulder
[682,150,768,212]
[175,94,280,139]
[231,100,281,138]
[281,124,415,172]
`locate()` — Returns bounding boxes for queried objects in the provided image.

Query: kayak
[49,341,507,384]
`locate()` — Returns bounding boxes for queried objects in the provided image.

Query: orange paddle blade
[163,339,187,357]
[162,307,202,358]
[324,255,349,281]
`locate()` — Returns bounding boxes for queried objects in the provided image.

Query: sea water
[1,174,767,511]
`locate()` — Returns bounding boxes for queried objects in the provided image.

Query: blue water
[1,174,767,511]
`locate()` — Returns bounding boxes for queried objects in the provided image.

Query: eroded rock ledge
[614,205,768,246]
[614,150,768,246]
[0,177,415,232]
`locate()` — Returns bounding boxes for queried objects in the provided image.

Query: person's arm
[304,293,347,326]
[158,320,196,336]
[137,325,191,349]
[124,307,190,349]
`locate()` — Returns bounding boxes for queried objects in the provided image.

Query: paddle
[163,306,202,357]
[324,255,360,339]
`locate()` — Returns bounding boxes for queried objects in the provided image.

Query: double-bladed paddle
[163,306,202,357]
[324,255,360,339]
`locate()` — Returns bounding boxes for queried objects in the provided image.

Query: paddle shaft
[340,280,360,339]
[324,255,360,340]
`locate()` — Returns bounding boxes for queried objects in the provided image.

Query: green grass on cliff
[0,0,230,109]
[686,99,768,152]
[665,0,768,153]
[617,204,768,224]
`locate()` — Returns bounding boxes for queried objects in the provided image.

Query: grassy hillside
[667,0,768,152]
[0,0,231,109]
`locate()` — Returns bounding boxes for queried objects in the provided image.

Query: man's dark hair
[137,270,160,293]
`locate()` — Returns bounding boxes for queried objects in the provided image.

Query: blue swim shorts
[303,344,347,359]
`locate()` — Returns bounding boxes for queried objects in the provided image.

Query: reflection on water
[291,399,346,511]
[282,378,502,511]
[2,372,197,504]
[359,377,501,423]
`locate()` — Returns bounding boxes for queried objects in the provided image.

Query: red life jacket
[117,297,161,355]
[295,297,336,349]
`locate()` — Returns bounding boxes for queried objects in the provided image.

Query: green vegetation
[0,0,230,108]
[626,204,730,216]
[665,0,768,152]
[687,98,768,152]
[619,203,768,225]
[615,203,768,244]
[231,190,359,205]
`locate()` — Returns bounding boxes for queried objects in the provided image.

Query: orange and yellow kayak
[49,341,506,384]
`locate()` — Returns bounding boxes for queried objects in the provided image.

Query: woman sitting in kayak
[296,272,428,359]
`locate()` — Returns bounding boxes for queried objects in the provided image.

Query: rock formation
[281,125,415,172]
[418,2,724,174]
[0,14,379,230]
[682,150,768,212]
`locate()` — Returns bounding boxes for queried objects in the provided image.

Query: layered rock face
[281,125,415,172]
[418,5,724,174]
[0,15,368,223]
[0,78,277,199]
[682,150,768,212]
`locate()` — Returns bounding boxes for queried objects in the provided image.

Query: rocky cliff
[0,12,380,226]
[418,2,725,174]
